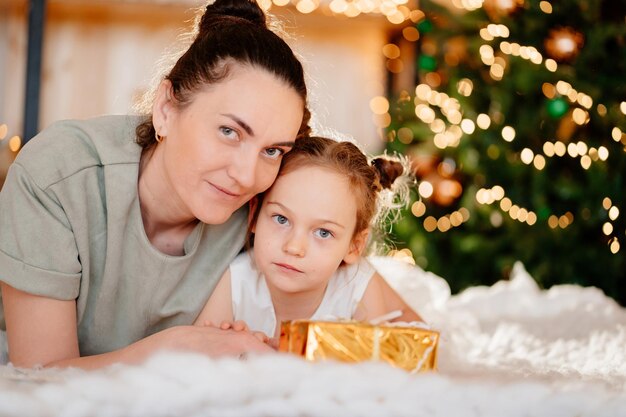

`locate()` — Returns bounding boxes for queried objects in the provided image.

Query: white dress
[230,252,376,337]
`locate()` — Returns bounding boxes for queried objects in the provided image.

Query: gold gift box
[278,320,439,373]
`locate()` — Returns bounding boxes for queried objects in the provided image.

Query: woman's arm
[354,272,423,323]
[1,281,271,370]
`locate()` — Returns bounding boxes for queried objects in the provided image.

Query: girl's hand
[219,320,249,332]
[267,337,280,350]
[197,320,270,345]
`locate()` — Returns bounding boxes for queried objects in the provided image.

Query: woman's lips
[210,182,240,198]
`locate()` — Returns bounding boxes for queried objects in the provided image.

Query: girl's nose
[283,231,306,257]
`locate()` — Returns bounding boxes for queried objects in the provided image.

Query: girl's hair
[249,136,413,251]
[136,0,310,149]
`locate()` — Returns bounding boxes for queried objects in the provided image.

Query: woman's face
[155,65,304,225]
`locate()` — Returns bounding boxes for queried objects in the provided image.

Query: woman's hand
[137,324,274,359]
[196,320,271,345]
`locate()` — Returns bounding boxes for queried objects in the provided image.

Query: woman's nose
[228,148,257,189]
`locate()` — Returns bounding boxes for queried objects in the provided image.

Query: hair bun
[203,0,266,28]
[371,158,404,189]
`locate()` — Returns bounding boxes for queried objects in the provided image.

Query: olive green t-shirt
[0,115,247,356]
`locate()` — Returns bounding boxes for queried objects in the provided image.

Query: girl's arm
[194,269,234,326]
[354,272,423,323]
[194,270,270,344]
[1,279,269,370]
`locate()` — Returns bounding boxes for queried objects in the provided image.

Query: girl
[195,136,422,340]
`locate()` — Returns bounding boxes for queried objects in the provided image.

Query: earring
[155,130,163,143]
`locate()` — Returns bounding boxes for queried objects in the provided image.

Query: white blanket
[1,257,625,416]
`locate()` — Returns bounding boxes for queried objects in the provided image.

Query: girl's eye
[315,229,333,239]
[272,214,289,226]
[264,147,285,160]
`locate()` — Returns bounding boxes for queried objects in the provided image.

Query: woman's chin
[196,209,233,225]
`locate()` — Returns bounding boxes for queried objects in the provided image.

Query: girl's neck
[267,283,328,324]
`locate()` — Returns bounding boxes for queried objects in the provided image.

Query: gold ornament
[544,27,584,62]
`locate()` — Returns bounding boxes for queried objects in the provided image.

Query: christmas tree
[383,0,626,305]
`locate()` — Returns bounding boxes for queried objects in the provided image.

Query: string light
[476,186,539,226]
[411,201,427,217]
[609,238,620,254]
[8,136,21,152]
[418,181,434,198]
[539,1,552,14]
[370,96,390,114]
[0,123,21,153]
[501,126,515,142]
[388,248,416,264]
[271,0,420,22]
[397,127,414,144]
[476,114,491,129]
[602,202,621,254]
[422,209,470,233]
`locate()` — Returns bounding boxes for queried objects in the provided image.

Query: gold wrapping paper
[278,320,439,373]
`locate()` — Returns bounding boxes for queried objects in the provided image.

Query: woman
[0,0,310,369]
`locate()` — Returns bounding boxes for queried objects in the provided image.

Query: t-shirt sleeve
[0,162,81,300]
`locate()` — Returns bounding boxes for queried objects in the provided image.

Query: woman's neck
[138,147,198,255]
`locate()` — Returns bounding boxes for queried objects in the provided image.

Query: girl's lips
[274,262,303,273]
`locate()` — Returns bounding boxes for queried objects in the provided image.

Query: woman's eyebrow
[273,141,296,147]
[220,114,295,148]
[221,113,254,136]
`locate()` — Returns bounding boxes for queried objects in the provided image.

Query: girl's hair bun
[371,157,404,189]
[202,0,267,28]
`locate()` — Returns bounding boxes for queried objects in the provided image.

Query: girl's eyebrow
[221,113,295,148]
[266,201,346,229]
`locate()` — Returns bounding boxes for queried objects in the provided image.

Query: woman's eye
[272,214,289,225]
[264,147,285,160]
[220,126,238,140]
[315,229,333,239]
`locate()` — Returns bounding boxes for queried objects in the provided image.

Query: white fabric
[230,252,375,336]
[1,257,625,416]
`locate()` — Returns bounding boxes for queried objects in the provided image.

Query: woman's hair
[136,0,310,148]
[249,136,413,252]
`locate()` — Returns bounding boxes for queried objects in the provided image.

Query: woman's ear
[152,79,174,136]
[343,229,370,265]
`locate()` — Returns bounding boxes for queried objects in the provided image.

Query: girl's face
[154,65,304,225]
[252,165,365,297]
